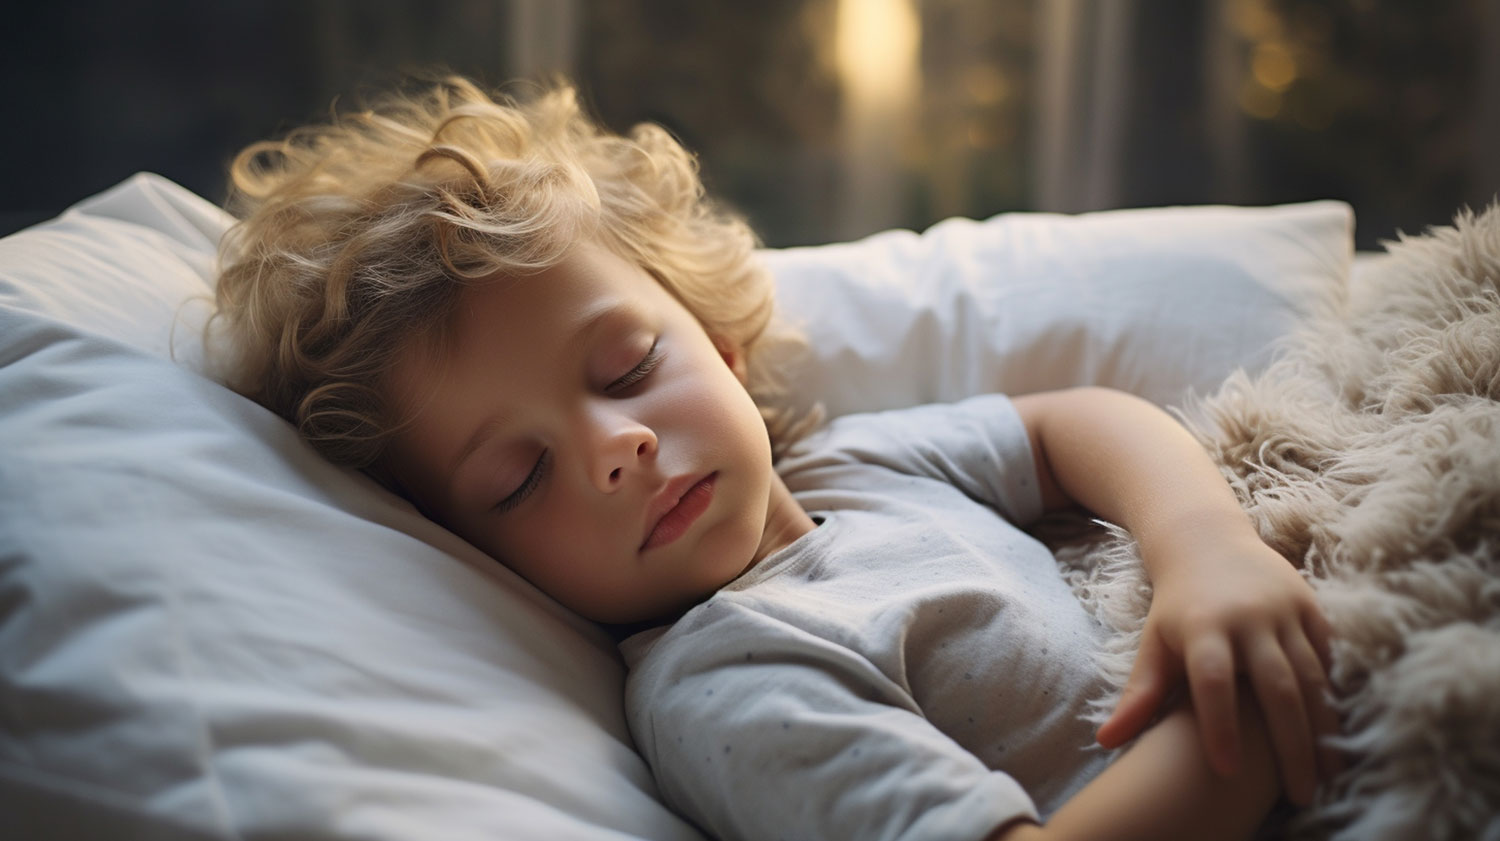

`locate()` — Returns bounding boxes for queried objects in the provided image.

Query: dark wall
[3,2,519,236]
[4,0,1493,249]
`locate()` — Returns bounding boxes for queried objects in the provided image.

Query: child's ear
[713,335,749,385]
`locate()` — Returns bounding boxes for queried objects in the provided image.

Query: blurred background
[3,0,1495,250]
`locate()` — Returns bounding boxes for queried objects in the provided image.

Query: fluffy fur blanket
[1047,204,1500,841]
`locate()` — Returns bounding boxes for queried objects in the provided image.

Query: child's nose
[589,413,658,491]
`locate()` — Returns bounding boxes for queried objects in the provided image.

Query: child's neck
[749,474,818,570]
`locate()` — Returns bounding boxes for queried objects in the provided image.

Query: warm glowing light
[1228,0,1282,41]
[964,65,1012,106]
[1252,42,1298,91]
[836,0,921,107]
[967,122,996,149]
[832,0,921,240]
[1238,80,1282,119]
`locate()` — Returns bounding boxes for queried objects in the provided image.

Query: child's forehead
[380,246,679,430]
[396,244,666,374]
[454,244,660,330]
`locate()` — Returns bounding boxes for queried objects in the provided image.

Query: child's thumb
[1096,634,1173,748]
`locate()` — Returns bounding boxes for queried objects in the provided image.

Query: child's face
[381,241,780,624]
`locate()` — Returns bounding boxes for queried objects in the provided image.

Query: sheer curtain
[1031,0,1250,213]
[506,0,578,82]
[1028,0,1500,237]
[1032,0,1138,213]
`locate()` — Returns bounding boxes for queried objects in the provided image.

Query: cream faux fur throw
[1049,203,1500,841]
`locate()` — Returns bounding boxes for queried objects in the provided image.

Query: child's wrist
[1134,507,1263,577]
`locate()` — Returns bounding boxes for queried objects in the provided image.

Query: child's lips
[640,473,717,551]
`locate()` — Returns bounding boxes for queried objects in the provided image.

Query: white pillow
[0,173,1354,840]
[764,201,1352,419]
[0,172,225,372]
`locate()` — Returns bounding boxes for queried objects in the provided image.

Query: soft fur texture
[1046,204,1500,841]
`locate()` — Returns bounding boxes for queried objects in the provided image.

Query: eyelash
[493,340,663,513]
[607,339,663,392]
[495,449,549,514]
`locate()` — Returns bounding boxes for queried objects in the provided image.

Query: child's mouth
[641,473,717,551]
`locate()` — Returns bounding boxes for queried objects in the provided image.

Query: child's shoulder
[781,393,1022,462]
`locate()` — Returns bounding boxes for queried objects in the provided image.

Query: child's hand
[1093,526,1340,805]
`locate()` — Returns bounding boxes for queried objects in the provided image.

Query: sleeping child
[212,75,1340,841]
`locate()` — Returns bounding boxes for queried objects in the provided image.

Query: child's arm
[1011,387,1339,805]
[986,691,1279,841]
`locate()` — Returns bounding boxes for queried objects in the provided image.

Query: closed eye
[495,449,549,514]
[491,340,657,514]
[607,339,662,393]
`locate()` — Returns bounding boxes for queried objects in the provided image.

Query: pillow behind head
[0,172,228,371]
[763,200,1354,420]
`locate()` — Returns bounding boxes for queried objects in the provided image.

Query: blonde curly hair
[213,74,808,472]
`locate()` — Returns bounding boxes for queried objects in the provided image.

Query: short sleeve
[778,394,1043,526]
[624,604,1040,841]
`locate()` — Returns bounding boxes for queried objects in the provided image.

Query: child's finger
[1302,599,1336,671]
[1096,632,1174,748]
[1185,632,1239,777]
[1246,634,1316,805]
[1282,622,1344,780]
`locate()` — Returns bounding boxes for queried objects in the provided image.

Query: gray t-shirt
[621,395,1114,841]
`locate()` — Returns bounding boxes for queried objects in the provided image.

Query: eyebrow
[446,299,634,476]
